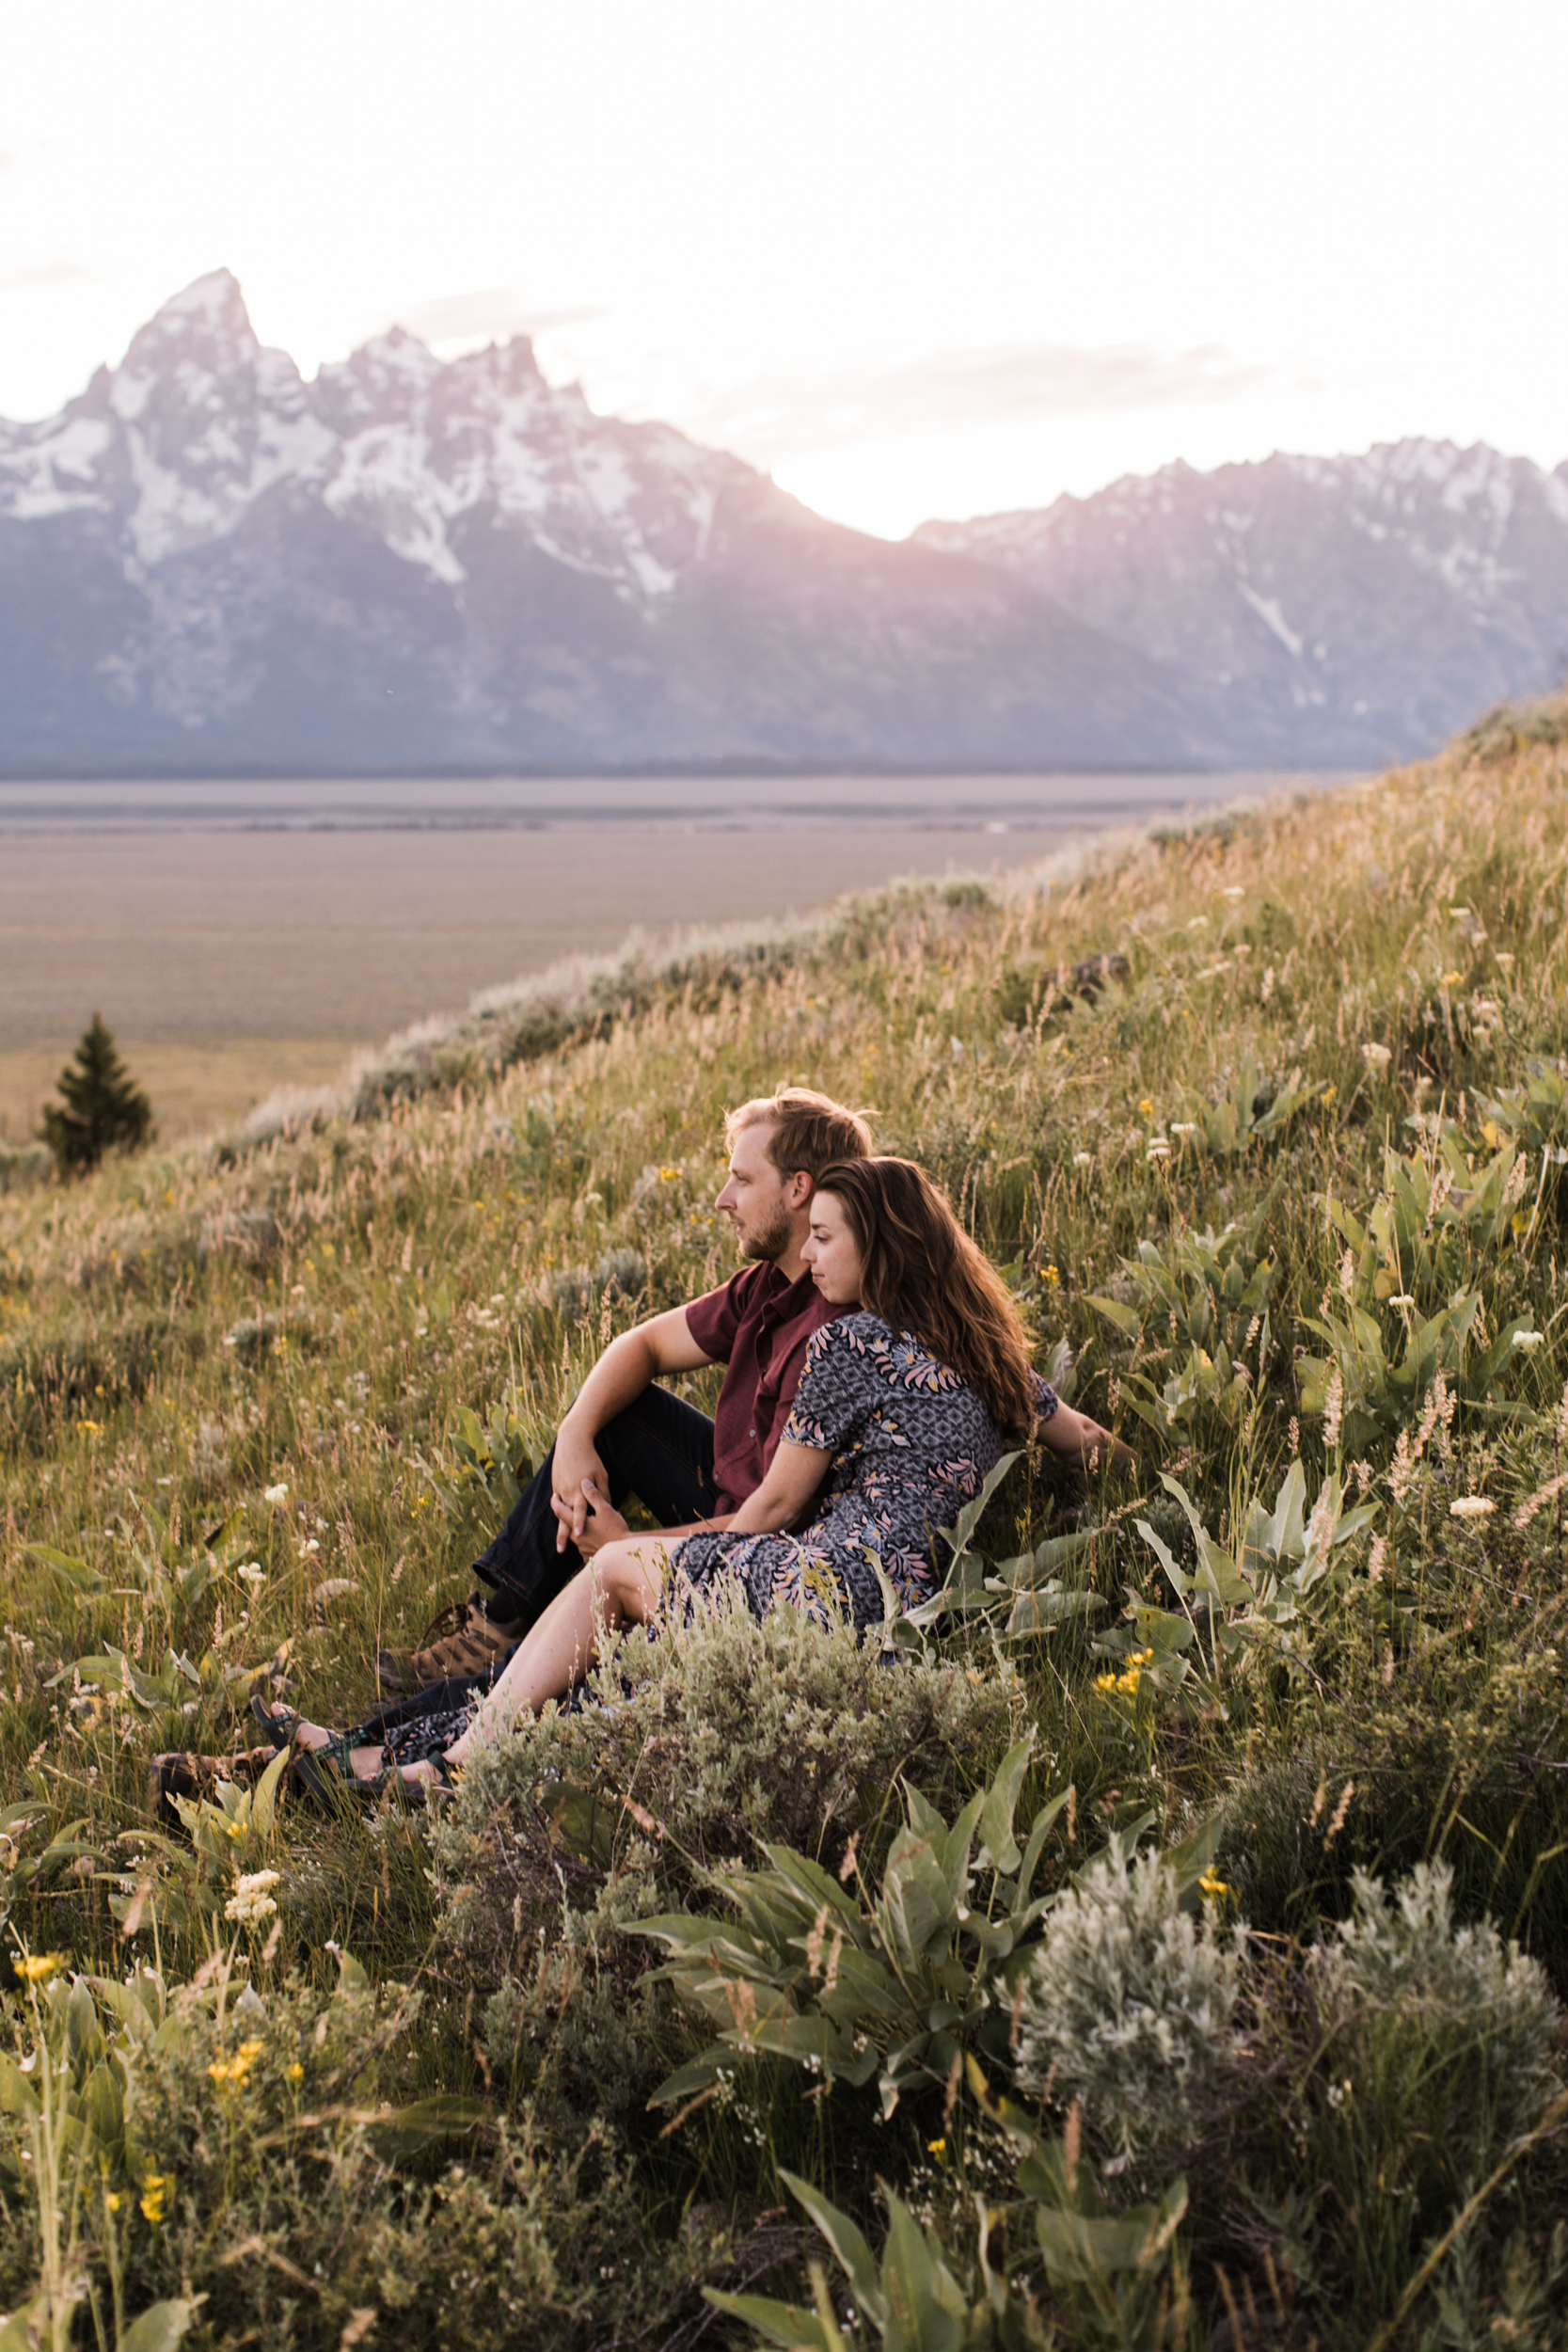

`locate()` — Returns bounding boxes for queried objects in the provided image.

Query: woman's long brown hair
[814,1157,1036,1436]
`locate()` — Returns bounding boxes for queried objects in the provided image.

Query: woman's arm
[1035,1389,1134,1473]
[724,1437,832,1534]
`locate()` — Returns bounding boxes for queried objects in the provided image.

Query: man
[379,1088,874,1692]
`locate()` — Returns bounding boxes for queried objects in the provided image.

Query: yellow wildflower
[13,1953,61,1982]
[139,2173,172,2224]
[658,1167,680,1182]
[286,2062,304,2081]
[1138,1098,1155,1118]
[927,2137,947,2159]
[1042,1263,1061,1286]
[1096,1647,1153,1697]
[207,2038,263,2087]
[1198,1870,1233,1900]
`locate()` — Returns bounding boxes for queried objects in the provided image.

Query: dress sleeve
[783,1319,873,1454]
[1030,1371,1060,1423]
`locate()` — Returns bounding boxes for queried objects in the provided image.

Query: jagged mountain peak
[0,271,751,592]
[137,267,256,343]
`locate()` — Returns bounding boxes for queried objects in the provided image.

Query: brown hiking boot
[375,1592,522,1694]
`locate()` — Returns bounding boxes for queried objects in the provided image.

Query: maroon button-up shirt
[685,1262,842,1513]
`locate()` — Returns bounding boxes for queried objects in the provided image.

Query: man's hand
[546,1308,715,1551]
[551,1422,609,1550]
[564,1476,631,1561]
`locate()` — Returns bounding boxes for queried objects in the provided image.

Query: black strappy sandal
[252,1694,457,1809]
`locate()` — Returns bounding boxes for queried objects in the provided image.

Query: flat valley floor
[0,771,1344,1143]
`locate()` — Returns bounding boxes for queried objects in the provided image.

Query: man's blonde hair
[723,1089,873,1184]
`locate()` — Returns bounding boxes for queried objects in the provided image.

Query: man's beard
[741,1202,795,1263]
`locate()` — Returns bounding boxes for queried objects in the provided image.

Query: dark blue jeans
[471,1383,719,1632]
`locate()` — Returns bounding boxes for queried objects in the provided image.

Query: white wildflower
[1360,1042,1391,1072]
[225,1868,280,1928]
[1449,1497,1496,1520]
[1389,1430,1414,1504]
[1513,1331,1545,1354]
[236,1563,265,1590]
[1073,1152,1094,1168]
[1322,1365,1344,1451]
[312,1578,358,1604]
[1515,1473,1568,1532]
[262,1484,289,1505]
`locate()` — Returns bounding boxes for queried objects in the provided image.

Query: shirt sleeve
[684,1269,751,1363]
[1030,1371,1060,1422]
[784,1319,873,1454]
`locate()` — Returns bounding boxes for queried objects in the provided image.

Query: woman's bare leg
[439,1536,667,1771]
[251,1538,671,1793]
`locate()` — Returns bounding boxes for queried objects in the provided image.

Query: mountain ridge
[3,272,1564,775]
[915,439,1568,765]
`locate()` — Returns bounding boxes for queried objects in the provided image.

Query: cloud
[360,284,608,352]
[674,340,1318,459]
[0,255,116,292]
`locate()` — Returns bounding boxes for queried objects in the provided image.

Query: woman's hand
[1037,1400,1134,1474]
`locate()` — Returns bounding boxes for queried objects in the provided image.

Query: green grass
[3,715,1568,2346]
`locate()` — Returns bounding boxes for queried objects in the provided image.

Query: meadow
[1,703,1566,2349]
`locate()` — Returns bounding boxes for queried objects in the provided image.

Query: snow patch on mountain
[0,269,738,601]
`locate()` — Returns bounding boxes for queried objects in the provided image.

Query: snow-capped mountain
[915,444,1568,765]
[0,273,1215,773]
[5,274,1565,774]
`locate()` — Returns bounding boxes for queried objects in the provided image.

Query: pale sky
[2,0,1563,540]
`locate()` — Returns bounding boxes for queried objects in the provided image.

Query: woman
[249,1158,1128,1801]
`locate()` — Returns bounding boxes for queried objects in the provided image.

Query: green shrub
[0,1949,743,2352]
[1014,1846,1243,2174]
[430,1595,1023,2122]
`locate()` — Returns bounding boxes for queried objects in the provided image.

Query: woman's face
[801,1190,865,1304]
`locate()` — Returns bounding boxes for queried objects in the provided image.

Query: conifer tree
[40,1014,154,1175]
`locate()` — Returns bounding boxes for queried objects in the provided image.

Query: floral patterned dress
[661,1311,1058,1635]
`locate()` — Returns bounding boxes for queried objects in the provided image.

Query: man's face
[715,1121,801,1262]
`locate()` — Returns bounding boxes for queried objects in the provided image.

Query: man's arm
[552,1307,715,1549]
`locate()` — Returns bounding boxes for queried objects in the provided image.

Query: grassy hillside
[2,704,1567,2348]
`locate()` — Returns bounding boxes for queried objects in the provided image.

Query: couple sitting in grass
[165,1090,1126,1809]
